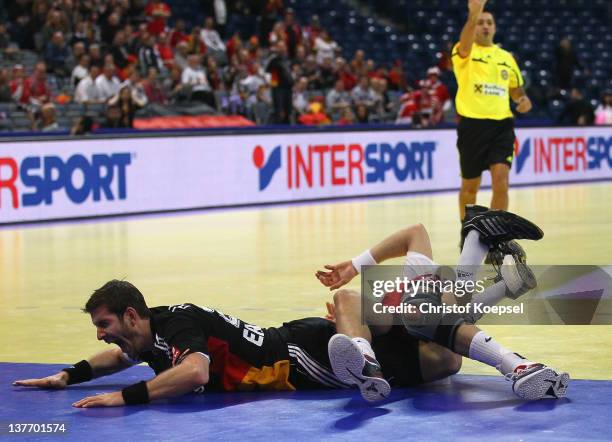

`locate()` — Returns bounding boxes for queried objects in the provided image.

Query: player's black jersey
[136,304,293,392]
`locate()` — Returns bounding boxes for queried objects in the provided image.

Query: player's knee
[491,176,509,194]
[333,289,359,309]
[443,352,462,376]
[460,184,479,198]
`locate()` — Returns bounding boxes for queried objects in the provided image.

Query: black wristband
[121,381,150,405]
[61,360,93,385]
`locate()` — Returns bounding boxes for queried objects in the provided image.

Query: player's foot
[506,362,570,400]
[328,334,391,402]
[459,204,489,250]
[495,254,537,299]
[462,209,544,248]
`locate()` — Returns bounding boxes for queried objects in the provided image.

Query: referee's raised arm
[458,0,488,58]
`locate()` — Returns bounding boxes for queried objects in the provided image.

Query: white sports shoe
[506,362,570,400]
[328,334,391,402]
[499,254,537,299]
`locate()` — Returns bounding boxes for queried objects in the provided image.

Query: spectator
[396,88,419,125]
[555,38,582,91]
[89,43,104,68]
[248,84,272,125]
[205,56,222,90]
[169,19,188,47]
[181,54,216,108]
[35,102,61,132]
[268,22,286,47]
[283,8,301,60]
[0,23,19,59]
[423,67,450,112]
[302,14,322,46]
[240,62,267,97]
[355,103,370,124]
[108,86,146,128]
[266,41,294,124]
[337,107,356,125]
[138,33,163,76]
[144,0,171,36]
[44,31,70,77]
[326,79,351,118]
[388,61,407,91]
[350,49,366,73]
[335,57,357,91]
[292,76,309,116]
[351,76,375,109]
[163,65,187,103]
[71,54,90,88]
[74,65,103,104]
[302,55,321,90]
[40,9,69,49]
[156,31,175,71]
[0,68,11,102]
[558,88,594,126]
[142,67,167,104]
[101,11,122,46]
[201,17,226,64]
[70,116,95,135]
[314,30,339,66]
[67,42,87,73]
[185,25,206,56]
[259,0,284,46]
[318,57,336,90]
[595,91,612,125]
[174,41,189,70]
[9,65,30,105]
[100,104,123,128]
[28,62,51,105]
[110,31,132,75]
[95,63,121,101]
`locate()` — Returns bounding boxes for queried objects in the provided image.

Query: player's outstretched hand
[13,371,69,389]
[73,391,125,408]
[468,0,487,14]
[316,261,358,290]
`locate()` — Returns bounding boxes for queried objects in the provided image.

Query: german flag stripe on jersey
[207,336,295,391]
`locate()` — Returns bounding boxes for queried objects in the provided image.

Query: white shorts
[403,251,438,280]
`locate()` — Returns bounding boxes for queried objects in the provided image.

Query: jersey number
[243,324,264,347]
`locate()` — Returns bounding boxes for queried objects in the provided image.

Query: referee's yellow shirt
[452,42,524,120]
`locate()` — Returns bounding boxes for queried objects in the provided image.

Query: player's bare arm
[13,347,132,389]
[72,352,209,408]
[458,0,488,58]
[316,224,432,290]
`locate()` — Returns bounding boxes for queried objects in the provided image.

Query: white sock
[457,230,489,286]
[469,332,536,375]
[470,280,507,308]
[352,337,375,359]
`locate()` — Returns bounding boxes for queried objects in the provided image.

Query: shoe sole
[328,334,391,402]
[513,367,570,400]
[464,210,544,246]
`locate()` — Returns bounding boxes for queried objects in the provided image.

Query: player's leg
[489,163,510,211]
[329,289,391,402]
[459,177,482,221]
[401,294,569,400]
[418,341,463,382]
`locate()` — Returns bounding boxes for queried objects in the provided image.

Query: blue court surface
[2,363,611,441]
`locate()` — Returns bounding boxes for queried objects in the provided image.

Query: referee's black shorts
[456,116,516,179]
[282,317,423,389]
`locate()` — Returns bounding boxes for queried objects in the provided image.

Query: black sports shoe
[461,209,544,248]
[460,204,489,250]
[489,240,527,269]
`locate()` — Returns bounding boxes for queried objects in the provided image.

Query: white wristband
[351,250,377,274]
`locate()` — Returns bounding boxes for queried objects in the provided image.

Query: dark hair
[83,280,150,319]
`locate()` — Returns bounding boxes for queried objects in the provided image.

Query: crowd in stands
[0,0,609,133]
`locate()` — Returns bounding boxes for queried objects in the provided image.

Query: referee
[453,0,532,226]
